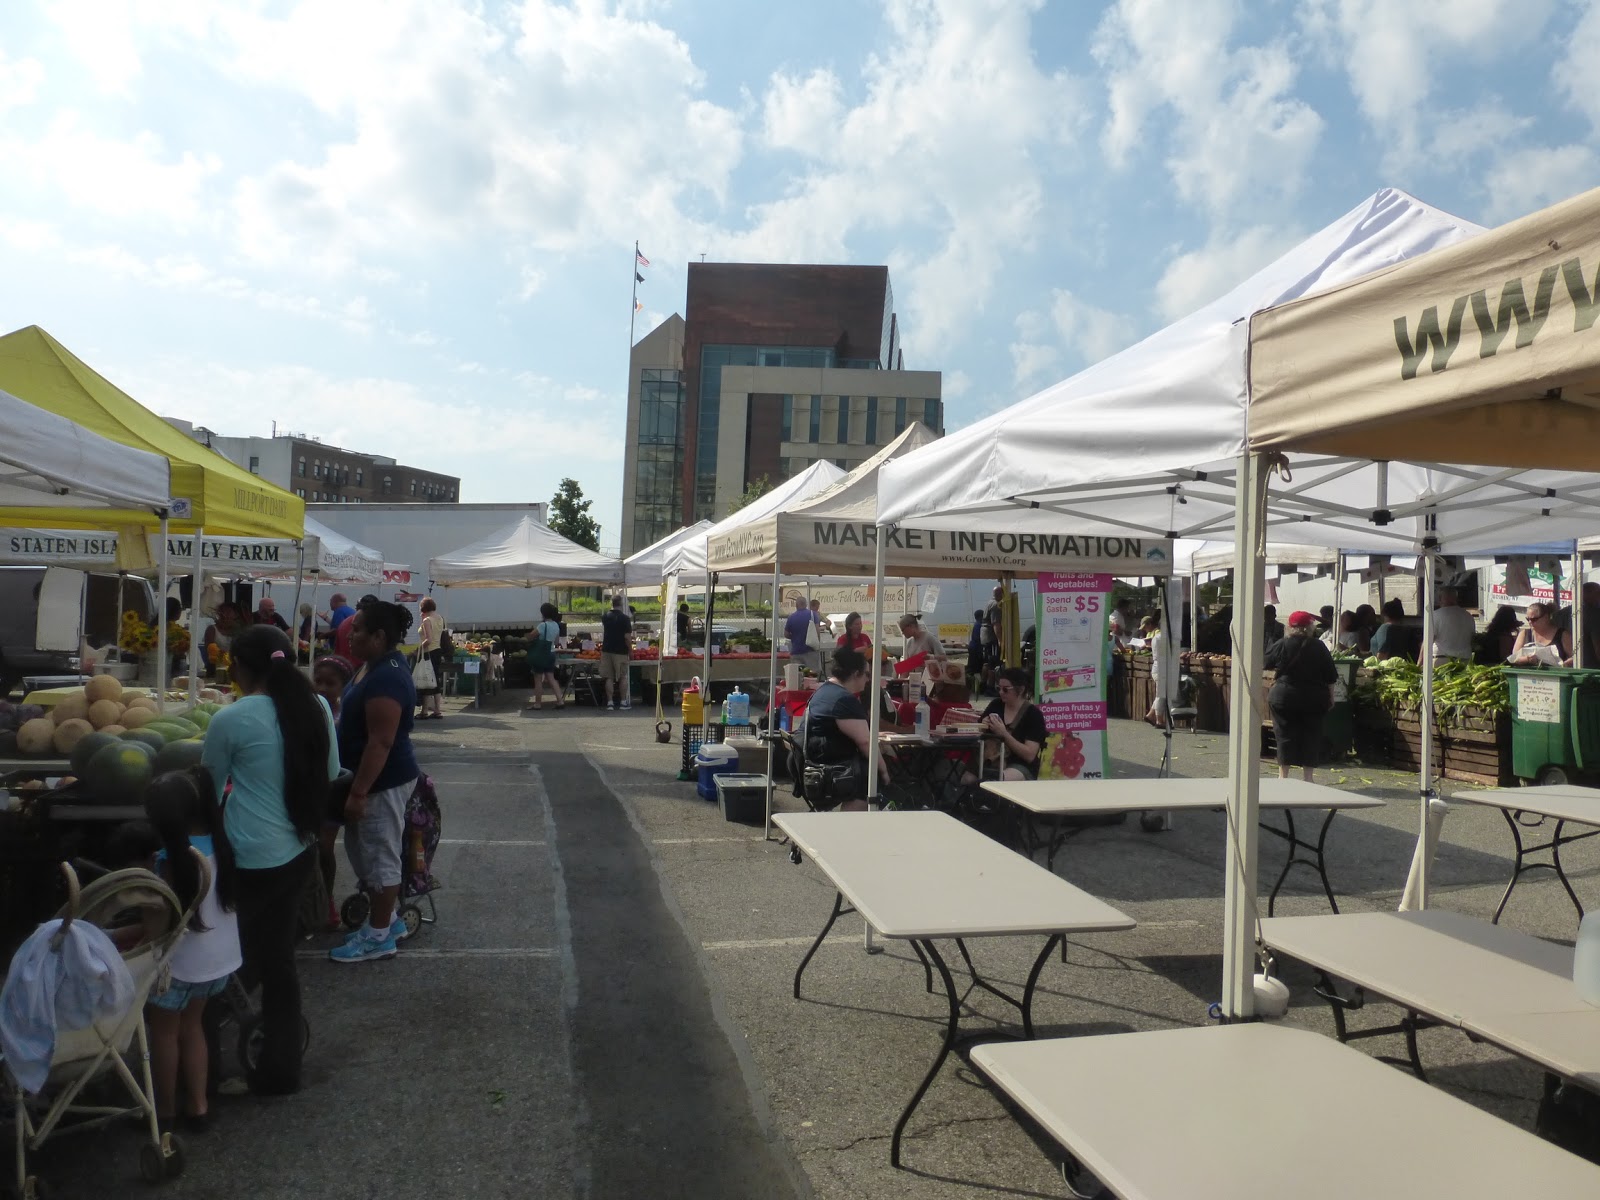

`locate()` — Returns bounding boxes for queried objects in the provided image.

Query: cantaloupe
[124,696,160,714]
[16,718,56,756]
[121,707,157,730]
[52,718,95,756]
[99,724,126,736]
[51,693,91,726]
[84,675,124,705]
[88,699,125,729]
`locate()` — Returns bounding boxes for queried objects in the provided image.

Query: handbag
[801,760,864,811]
[529,620,557,672]
[412,646,438,690]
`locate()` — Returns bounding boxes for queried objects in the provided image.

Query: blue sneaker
[329,923,397,963]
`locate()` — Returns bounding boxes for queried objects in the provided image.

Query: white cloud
[1554,0,1600,131]
[1302,0,1557,168]
[0,49,44,113]
[1482,144,1600,223]
[1010,289,1137,390]
[735,0,1087,351]
[0,112,221,225]
[1155,224,1303,321]
[1092,0,1324,216]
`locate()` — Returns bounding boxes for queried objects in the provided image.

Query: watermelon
[147,719,200,741]
[119,729,167,755]
[180,709,212,730]
[154,739,206,774]
[70,731,121,775]
[85,740,156,804]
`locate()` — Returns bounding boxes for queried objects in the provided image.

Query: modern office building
[165,419,461,505]
[620,263,942,553]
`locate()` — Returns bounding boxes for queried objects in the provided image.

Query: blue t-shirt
[784,609,815,650]
[202,694,339,870]
[328,604,355,631]
[339,650,419,792]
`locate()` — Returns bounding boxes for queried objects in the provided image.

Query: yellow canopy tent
[0,325,304,540]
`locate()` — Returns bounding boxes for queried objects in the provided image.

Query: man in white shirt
[1422,585,1475,664]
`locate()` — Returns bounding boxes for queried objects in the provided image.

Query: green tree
[549,477,601,550]
[727,474,770,516]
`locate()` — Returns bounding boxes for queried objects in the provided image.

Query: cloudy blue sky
[2,0,1596,550]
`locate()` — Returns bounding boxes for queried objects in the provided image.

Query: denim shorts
[150,973,230,1011]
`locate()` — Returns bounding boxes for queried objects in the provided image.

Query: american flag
[636,250,650,268]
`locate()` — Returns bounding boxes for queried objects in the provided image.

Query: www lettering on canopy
[1393,256,1599,380]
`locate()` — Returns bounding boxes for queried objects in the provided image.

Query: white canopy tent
[661,461,847,585]
[624,520,713,580]
[428,514,626,590]
[877,187,1600,1018]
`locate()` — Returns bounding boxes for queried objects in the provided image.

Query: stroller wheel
[340,892,370,930]
[164,1134,186,1178]
[139,1141,167,1184]
[787,845,802,865]
[399,904,422,939]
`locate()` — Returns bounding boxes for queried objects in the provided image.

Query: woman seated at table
[802,646,890,812]
[961,667,1046,785]
[836,611,871,655]
[1509,602,1573,667]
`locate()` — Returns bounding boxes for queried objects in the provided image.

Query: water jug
[725,687,750,726]
[1577,911,1600,1007]
[914,698,931,739]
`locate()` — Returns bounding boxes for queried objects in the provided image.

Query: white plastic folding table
[982,777,1383,913]
[972,1023,1600,1199]
[775,809,1134,1167]
[1454,784,1600,923]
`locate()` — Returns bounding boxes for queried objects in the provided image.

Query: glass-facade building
[630,367,686,552]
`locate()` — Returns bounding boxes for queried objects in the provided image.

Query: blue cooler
[695,743,740,800]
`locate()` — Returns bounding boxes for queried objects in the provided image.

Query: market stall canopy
[624,520,713,578]
[428,514,625,588]
[0,387,170,517]
[0,516,384,583]
[1249,185,1600,471]
[875,189,1600,555]
[663,460,847,583]
[0,325,304,539]
[710,423,1173,577]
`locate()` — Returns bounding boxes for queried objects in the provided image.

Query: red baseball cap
[1287,610,1317,628]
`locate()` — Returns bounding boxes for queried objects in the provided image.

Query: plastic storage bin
[714,773,767,824]
[695,743,740,800]
[1509,667,1600,785]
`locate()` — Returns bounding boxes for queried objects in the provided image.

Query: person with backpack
[526,602,564,710]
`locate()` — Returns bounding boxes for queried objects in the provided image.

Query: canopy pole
[1332,554,1345,644]
[1415,543,1438,908]
[764,556,782,841]
[289,542,307,664]
[1189,569,1201,652]
[868,529,888,805]
[1572,541,1585,668]
[155,518,170,710]
[1222,452,1267,1020]
[189,528,204,708]
[702,570,716,704]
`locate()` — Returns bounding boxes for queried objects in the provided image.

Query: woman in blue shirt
[200,624,338,1095]
[331,601,420,964]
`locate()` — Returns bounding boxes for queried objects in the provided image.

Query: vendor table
[972,1022,1600,1200]
[1260,909,1600,1089]
[1454,784,1600,923]
[774,810,1134,1167]
[982,777,1383,914]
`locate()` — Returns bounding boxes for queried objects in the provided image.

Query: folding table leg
[892,938,960,1169]
[793,891,854,999]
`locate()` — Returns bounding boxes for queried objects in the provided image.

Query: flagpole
[630,239,641,351]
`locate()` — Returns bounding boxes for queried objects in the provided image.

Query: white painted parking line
[652,836,760,845]
[700,934,871,952]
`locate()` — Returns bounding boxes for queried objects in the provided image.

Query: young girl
[313,655,355,929]
[145,766,240,1132]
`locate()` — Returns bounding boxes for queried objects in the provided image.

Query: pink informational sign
[1034,573,1113,780]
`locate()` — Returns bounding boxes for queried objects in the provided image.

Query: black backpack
[438,627,455,659]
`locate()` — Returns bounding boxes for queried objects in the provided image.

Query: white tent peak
[429,513,624,588]
[877,188,1484,526]
[663,459,847,582]
[787,422,938,521]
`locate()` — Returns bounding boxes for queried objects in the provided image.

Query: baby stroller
[339,774,443,938]
[4,856,203,1196]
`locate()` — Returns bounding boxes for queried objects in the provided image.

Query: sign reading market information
[1034,572,1112,782]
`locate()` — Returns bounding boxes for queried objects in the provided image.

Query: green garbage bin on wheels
[1507,667,1600,785]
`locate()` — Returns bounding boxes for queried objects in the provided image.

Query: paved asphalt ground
[17,688,1597,1198]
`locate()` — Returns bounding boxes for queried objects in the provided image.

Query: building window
[295,487,305,498]
[297,456,306,478]
[248,455,260,474]
[383,476,392,494]
[923,398,941,430]
[809,395,821,443]
[895,396,907,434]
[865,398,877,444]
[312,460,320,478]
[780,395,793,441]
[410,481,417,496]
[355,468,364,486]
[836,402,849,444]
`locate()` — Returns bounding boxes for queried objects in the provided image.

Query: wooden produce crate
[1386,706,1514,787]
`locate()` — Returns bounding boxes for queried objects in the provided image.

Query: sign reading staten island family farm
[1035,573,1112,782]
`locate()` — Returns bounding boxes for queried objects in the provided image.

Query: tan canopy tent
[1249,184,1600,471]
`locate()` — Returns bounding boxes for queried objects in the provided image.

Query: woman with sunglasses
[962,667,1045,786]
[1509,602,1573,667]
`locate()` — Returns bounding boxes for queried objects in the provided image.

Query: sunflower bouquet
[119,611,192,656]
